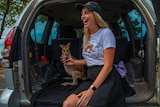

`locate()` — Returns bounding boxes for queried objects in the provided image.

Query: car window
[128,9,147,39]
[30,14,48,43]
[48,21,59,45]
[118,18,130,41]
[118,9,147,41]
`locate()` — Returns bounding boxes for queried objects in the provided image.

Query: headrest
[59,26,76,38]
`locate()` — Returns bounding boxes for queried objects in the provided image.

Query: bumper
[0,88,19,107]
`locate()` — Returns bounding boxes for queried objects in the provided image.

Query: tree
[0,0,30,39]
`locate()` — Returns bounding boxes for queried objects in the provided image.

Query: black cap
[76,1,102,17]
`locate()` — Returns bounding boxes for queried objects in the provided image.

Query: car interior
[27,0,154,106]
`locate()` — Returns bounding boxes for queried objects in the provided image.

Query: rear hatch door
[152,0,160,34]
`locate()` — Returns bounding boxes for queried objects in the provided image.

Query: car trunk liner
[31,77,78,107]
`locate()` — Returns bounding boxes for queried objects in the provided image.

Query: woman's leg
[63,94,79,107]
[88,67,126,107]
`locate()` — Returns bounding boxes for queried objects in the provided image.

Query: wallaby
[59,42,86,86]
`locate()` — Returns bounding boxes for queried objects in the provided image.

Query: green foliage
[0,0,30,38]
[36,15,49,23]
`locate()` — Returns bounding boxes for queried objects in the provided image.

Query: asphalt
[0,68,5,95]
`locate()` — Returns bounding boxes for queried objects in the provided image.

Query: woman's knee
[63,99,71,107]
[62,94,78,107]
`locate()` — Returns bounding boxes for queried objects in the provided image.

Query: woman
[62,1,125,107]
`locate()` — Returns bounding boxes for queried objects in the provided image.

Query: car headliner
[40,0,132,27]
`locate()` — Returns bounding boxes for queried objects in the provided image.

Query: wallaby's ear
[59,44,64,48]
[67,42,71,47]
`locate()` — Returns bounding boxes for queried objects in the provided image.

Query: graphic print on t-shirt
[85,45,94,53]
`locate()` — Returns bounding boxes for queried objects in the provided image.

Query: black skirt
[74,65,126,107]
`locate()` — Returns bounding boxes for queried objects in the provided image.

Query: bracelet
[90,84,97,91]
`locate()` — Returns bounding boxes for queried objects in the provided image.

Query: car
[0,0,160,107]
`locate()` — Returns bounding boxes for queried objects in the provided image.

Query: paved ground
[0,68,5,95]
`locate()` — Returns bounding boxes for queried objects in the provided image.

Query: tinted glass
[118,9,147,41]
[48,21,59,45]
[30,15,48,43]
[128,9,146,38]
[118,18,130,41]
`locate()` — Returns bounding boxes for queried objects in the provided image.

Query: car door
[152,0,160,105]
[152,0,160,32]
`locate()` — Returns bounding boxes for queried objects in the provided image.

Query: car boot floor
[31,75,150,106]
[126,77,151,103]
[31,76,78,107]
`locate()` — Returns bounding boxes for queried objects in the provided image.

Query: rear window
[128,9,146,38]
[30,14,59,45]
[118,9,147,41]
[30,14,48,43]
[48,22,59,45]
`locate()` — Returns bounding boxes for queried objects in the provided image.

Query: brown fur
[59,42,86,86]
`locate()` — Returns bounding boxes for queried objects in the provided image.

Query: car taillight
[5,39,12,47]
[0,59,10,68]
[1,48,10,58]
[1,27,16,68]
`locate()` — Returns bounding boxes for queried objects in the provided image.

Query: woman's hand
[76,88,94,107]
[63,57,75,65]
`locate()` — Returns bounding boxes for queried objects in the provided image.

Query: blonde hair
[83,11,109,47]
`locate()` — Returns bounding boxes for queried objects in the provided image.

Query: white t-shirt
[82,28,116,66]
